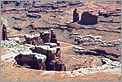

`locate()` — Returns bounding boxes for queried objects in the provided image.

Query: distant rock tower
[2,24,7,40]
[73,8,79,22]
[79,12,98,25]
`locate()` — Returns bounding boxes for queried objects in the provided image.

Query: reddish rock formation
[73,8,79,22]
[80,12,98,25]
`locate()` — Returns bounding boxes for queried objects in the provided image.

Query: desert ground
[1,1,121,81]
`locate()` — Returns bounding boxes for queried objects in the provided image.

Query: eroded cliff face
[1,1,121,81]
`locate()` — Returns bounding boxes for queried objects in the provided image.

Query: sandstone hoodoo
[2,24,8,40]
[73,8,79,22]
